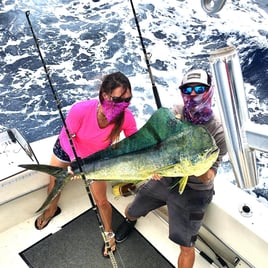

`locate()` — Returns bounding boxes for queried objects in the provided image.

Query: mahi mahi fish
[19,107,219,212]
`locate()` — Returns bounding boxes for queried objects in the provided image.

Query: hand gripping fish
[19,108,219,212]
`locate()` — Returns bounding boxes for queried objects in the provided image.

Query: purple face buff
[182,86,214,124]
[101,99,130,123]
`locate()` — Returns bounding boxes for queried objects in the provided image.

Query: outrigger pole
[25,11,118,267]
[129,0,162,109]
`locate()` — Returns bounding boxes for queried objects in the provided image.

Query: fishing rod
[129,0,162,109]
[198,234,229,267]
[25,11,118,266]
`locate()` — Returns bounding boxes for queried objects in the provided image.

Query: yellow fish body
[20,107,218,211]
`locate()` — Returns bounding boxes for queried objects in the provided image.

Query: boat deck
[0,179,216,268]
[1,135,267,268]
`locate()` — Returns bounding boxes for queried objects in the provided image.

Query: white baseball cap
[179,69,210,89]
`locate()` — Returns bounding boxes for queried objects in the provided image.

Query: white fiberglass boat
[1,1,267,267]
[0,47,268,268]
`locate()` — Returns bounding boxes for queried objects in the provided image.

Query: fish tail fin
[19,164,66,177]
[35,172,73,212]
[19,164,72,213]
[35,173,70,212]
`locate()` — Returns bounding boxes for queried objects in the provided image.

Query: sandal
[102,232,116,258]
[34,207,61,230]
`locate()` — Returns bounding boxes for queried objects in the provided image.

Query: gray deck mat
[20,207,174,268]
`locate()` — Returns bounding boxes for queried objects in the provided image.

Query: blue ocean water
[0,0,267,199]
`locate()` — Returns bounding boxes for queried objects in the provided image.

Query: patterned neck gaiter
[101,100,130,123]
[182,86,214,124]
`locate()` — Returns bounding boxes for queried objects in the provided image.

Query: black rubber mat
[20,207,174,268]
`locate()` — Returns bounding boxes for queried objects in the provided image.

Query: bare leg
[35,154,69,229]
[90,181,115,256]
[90,181,112,231]
[178,246,195,268]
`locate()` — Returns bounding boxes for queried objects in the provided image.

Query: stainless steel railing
[209,46,266,188]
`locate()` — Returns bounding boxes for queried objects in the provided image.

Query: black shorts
[127,178,214,247]
[53,138,71,163]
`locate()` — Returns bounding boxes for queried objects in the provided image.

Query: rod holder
[209,46,258,188]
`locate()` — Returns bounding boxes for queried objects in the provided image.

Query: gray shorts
[127,178,214,247]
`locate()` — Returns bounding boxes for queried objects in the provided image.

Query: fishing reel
[112,182,137,197]
[201,0,227,14]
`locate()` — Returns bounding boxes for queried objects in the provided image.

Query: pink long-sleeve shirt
[59,99,137,161]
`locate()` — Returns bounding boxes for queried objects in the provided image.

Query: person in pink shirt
[34,71,137,257]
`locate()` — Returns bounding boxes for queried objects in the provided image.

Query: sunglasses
[180,85,208,95]
[111,96,132,103]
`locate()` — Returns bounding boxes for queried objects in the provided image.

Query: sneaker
[115,218,137,243]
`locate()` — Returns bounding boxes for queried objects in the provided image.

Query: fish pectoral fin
[178,176,188,194]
